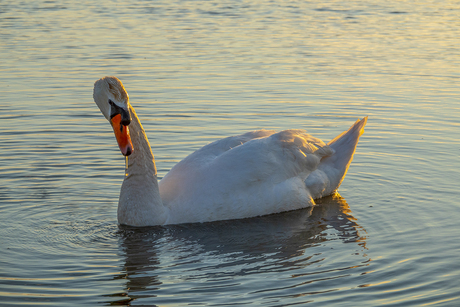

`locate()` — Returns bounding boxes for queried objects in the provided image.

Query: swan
[93,76,367,226]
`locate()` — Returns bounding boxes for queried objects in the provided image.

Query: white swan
[93,76,367,226]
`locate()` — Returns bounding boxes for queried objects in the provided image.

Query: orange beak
[110,114,133,156]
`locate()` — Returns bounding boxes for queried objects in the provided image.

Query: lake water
[1,0,459,306]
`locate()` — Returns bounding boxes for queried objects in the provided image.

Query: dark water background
[1,0,459,306]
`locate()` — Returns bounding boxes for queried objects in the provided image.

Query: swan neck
[126,105,157,176]
[117,104,166,226]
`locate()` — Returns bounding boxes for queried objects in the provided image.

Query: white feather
[93,77,367,226]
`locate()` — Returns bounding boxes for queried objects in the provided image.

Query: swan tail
[305,117,367,199]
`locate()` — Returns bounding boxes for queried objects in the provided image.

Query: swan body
[93,76,367,226]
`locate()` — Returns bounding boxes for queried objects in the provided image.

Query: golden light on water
[1,0,459,305]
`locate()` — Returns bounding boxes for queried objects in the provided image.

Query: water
[1,0,459,305]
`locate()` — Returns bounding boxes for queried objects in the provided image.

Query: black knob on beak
[109,99,131,126]
[120,108,131,126]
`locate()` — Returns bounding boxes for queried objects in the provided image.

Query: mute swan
[93,76,367,226]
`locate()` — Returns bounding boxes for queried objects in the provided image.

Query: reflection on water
[112,195,369,306]
[1,0,459,305]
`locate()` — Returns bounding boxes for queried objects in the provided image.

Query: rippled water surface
[1,0,459,306]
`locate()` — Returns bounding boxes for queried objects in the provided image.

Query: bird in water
[93,76,367,226]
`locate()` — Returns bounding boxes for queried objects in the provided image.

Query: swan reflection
[110,194,368,305]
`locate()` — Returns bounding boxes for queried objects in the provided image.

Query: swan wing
[159,129,333,224]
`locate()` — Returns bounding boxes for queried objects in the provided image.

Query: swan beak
[110,113,133,156]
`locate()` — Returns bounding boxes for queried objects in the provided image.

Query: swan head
[93,76,133,156]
